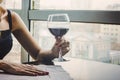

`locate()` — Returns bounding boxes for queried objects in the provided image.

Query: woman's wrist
[37,50,55,65]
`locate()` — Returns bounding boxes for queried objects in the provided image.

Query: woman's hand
[0,61,49,76]
[33,37,70,65]
[51,37,70,58]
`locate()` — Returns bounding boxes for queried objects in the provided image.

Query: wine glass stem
[58,48,64,62]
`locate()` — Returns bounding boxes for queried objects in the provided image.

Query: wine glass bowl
[47,14,70,37]
[47,13,70,62]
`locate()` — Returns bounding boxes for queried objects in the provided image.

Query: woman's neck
[0,6,5,14]
[0,6,6,21]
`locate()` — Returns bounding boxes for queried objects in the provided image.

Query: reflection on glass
[31,0,40,9]
[38,0,120,10]
[4,0,22,9]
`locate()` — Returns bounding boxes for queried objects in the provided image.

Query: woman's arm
[11,12,44,60]
[11,11,70,64]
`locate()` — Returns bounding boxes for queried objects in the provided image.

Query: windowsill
[54,57,120,80]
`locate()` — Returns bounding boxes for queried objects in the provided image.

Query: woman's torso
[0,10,13,59]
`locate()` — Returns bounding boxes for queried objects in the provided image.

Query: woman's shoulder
[9,10,20,20]
[9,10,23,31]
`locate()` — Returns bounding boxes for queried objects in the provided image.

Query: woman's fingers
[56,39,69,48]
[61,41,69,48]
[61,47,70,53]
[15,70,38,76]
[52,37,70,58]
[20,64,49,76]
[25,69,49,76]
[59,40,70,54]
[2,62,49,76]
[23,65,49,75]
[3,67,37,76]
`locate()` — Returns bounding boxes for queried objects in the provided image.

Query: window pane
[4,36,21,63]
[32,0,120,10]
[30,21,120,65]
[4,0,22,9]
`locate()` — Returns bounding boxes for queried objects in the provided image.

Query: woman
[0,0,69,76]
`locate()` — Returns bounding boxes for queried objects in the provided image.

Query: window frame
[13,0,120,63]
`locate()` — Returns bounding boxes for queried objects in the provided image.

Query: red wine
[49,28,69,37]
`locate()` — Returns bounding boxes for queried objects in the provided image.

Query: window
[31,21,120,64]
[4,0,22,9]
[32,0,120,10]
[4,35,21,63]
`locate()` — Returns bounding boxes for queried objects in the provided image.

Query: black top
[0,10,13,59]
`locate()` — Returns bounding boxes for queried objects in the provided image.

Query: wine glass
[47,13,70,62]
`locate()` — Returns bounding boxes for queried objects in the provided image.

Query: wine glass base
[53,58,70,62]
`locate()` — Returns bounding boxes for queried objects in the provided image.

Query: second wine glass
[47,13,70,62]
